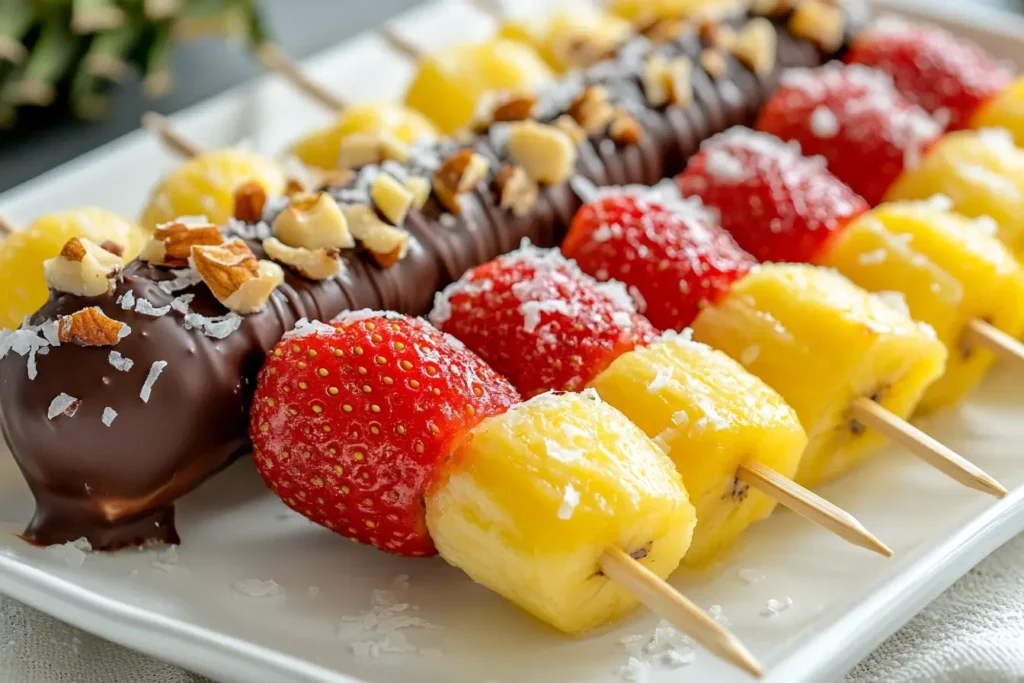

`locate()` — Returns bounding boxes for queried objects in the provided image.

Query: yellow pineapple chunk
[425,391,695,634]
[691,264,947,489]
[0,208,145,329]
[139,149,286,231]
[588,337,807,566]
[821,201,1024,413]
[290,102,438,171]
[886,129,1024,259]
[498,8,633,73]
[970,76,1024,148]
[403,39,554,135]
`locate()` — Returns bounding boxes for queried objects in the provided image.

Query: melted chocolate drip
[0,7,867,550]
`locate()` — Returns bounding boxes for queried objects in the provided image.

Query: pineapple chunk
[691,264,947,489]
[588,337,807,567]
[426,391,695,634]
[971,76,1024,148]
[821,201,1024,413]
[139,149,286,231]
[404,39,554,135]
[290,102,438,171]
[0,208,145,329]
[498,8,633,73]
[886,129,1024,259]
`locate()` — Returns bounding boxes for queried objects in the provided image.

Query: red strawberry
[429,244,656,397]
[561,193,755,331]
[846,17,1013,131]
[250,313,519,557]
[756,63,941,205]
[678,128,869,264]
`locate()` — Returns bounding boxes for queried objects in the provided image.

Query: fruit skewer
[561,189,1005,496]
[756,62,1024,268]
[430,243,891,560]
[250,311,762,677]
[678,127,1024,412]
[0,7,857,552]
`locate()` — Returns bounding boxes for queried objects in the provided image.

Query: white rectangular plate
[3,1,1024,682]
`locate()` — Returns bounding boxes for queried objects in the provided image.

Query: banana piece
[426,391,695,634]
[691,263,947,489]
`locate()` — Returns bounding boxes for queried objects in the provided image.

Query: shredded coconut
[810,106,840,138]
[876,290,911,318]
[118,290,136,311]
[648,368,673,392]
[47,538,92,568]
[135,298,171,317]
[557,484,580,520]
[108,350,134,372]
[158,269,203,295]
[627,286,647,313]
[140,361,168,403]
[1,318,58,380]
[761,596,793,617]
[232,579,285,598]
[47,393,80,420]
[520,299,572,333]
[101,407,118,427]
[619,619,696,680]
[183,312,242,339]
[339,575,440,660]
[284,318,336,340]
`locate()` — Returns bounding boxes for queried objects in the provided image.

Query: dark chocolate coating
[0,7,866,550]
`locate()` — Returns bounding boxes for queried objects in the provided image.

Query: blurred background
[0,0,1018,194]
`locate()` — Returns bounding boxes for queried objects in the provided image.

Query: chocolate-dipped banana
[0,3,865,550]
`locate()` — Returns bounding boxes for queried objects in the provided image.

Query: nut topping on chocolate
[699,19,737,50]
[609,110,645,147]
[490,92,538,124]
[732,18,778,78]
[751,0,792,16]
[553,115,587,146]
[639,17,686,43]
[191,239,284,314]
[58,307,129,347]
[140,221,224,267]
[272,192,355,250]
[495,165,539,217]
[262,237,340,281]
[567,86,615,135]
[233,181,269,224]
[371,173,415,225]
[789,0,845,52]
[506,121,578,185]
[432,150,490,215]
[342,205,410,268]
[643,54,694,108]
[701,47,728,80]
[44,237,124,297]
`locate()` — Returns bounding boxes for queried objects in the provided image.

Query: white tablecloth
[2,534,1023,683]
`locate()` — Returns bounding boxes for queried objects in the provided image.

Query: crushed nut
[337,133,381,169]
[701,48,728,79]
[371,173,414,225]
[495,165,539,217]
[732,18,777,77]
[58,307,128,347]
[788,0,844,52]
[553,115,587,146]
[639,17,686,43]
[192,239,284,314]
[140,221,224,267]
[432,150,490,215]
[507,121,578,185]
[263,237,340,280]
[404,175,431,210]
[233,180,268,223]
[99,241,124,258]
[698,20,736,50]
[284,178,307,197]
[343,205,409,268]
[643,55,693,108]
[609,110,645,147]
[44,237,124,297]
[491,92,538,123]
[272,192,355,250]
[568,86,615,135]
[551,31,619,70]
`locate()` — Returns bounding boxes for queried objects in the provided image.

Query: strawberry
[429,243,656,397]
[561,193,755,331]
[755,63,941,205]
[678,128,869,264]
[845,17,1013,131]
[250,313,519,557]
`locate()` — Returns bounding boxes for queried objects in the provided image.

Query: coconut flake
[135,298,171,317]
[47,393,81,420]
[47,538,92,568]
[284,318,336,340]
[557,483,580,520]
[108,350,134,372]
[810,106,839,138]
[232,578,285,598]
[648,368,673,393]
[760,596,793,617]
[520,299,572,333]
[101,407,118,427]
[140,361,168,403]
[158,268,203,295]
[118,290,136,311]
[183,312,243,339]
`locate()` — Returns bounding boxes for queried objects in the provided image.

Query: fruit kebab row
[250,311,762,677]
[427,242,890,558]
[754,61,1024,267]
[559,187,1004,496]
[0,3,863,552]
[678,128,1024,410]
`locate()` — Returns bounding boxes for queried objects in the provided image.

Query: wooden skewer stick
[378,27,423,61]
[256,43,348,113]
[851,398,1007,498]
[966,319,1024,366]
[0,212,17,237]
[599,547,764,678]
[737,462,892,557]
[141,112,202,160]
